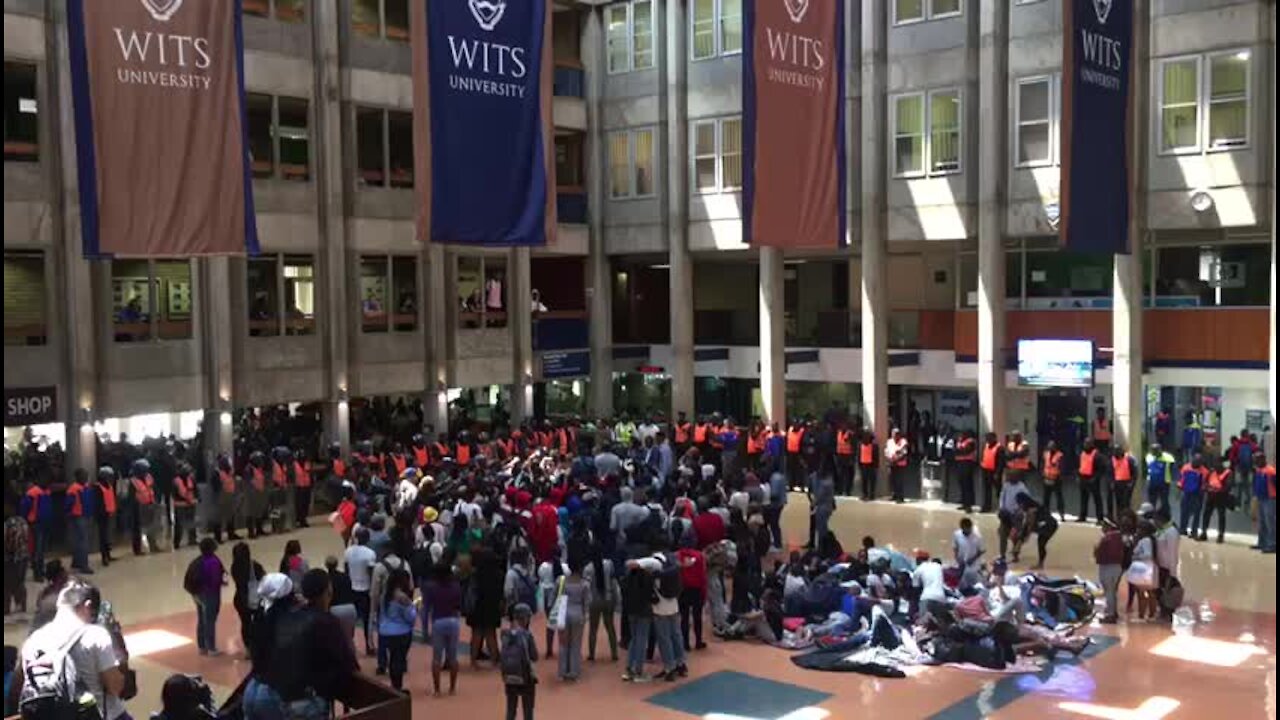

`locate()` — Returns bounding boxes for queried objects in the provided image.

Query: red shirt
[692,512,726,549]
[676,548,707,590]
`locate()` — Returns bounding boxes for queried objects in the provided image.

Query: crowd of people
[4,408,1276,720]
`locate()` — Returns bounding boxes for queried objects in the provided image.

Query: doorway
[1036,390,1088,455]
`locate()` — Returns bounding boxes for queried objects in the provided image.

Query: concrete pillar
[1269,0,1277,461]
[509,247,534,424]
[583,6,614,417]
[859,0,889,453]
[48,1,96,476]
[665,0,695,419]
[976,0,1009,439]
[323,400,350,451]
[200,257,235,464]
[1113,0,1149,462]
[759,247,786,423]
[422,244,449,433]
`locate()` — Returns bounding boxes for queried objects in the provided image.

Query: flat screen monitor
[1017,339,1095,388]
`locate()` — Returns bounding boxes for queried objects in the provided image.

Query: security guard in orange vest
[411,433,431,470]
[1040,440,1065,519]
[786,418,807,491]
[245,450,269,539]
[214,453,243,543]
[952,430,977,512]
[979,432,1003,513]
[1110,446,1137,520]
[94,467,119,566]
[746,420,766,471]
[835,425,856,496]
[1092,407,1113,454]
[1200,457,1233,543]
[673,411,693,453]
[171,461,199,549]
[857,430,878,501]
[293,448,313,528]
[128,459,162,555]
[1076,439,1104,524]
[64,469,93,574]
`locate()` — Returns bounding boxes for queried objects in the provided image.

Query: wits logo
[1079,28,1122,71]
[447,36,527,78]
[114,28,211,68]
[469,0,506,31]
[140,0,183,22]
[765,27,825,71]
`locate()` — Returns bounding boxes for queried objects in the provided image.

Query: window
[691,117,741,193]
[248,254,315,336]
[359,255,418,333]
[1159,50,1251,154]
[4,251,46,346]
[555,134,585,188]
[247,94,310,181]
[111,259,194,342]
[1154,244,1269,307]
[892,88,962,177]
[352,0,409,41]
[607,127,656,198]
[4,61,38,162]
[1016,76,1055,166]
[894,0,961,25]
[243,0,303,22]
[356,107,413,188]
[606,1,654,74]
[692,0,742,60]
[458,255,507,328]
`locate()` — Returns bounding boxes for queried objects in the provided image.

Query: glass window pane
[243,0,269,17]
[931,0,960,15]
[392,256,419,330]
[896,0,924,22]
[356,107,386,186]
[283,255,316,335]
[721,0,742,53]
[247,257,279,336]
[458,256,483,327]
[692,0,715,58]
[247,93,274,178]
[388,111,414,188]
[634,129,655,196]
[277,97,309,181]
[895,136,923,175]
[1018,124,1050,165]
[720,118,742,189]
[1019,80,1049,122]
[607,6,630,72]
[384,0,410,41]
[930,91,961,172]
[694,121,716,155]
[4,251,46,346]
[608,132,631,198]
[1161,105,1198,151]
[156,260,193,340]
[555,134,584,188]
[895,95,923,135]
[1217,243,1268,306]
[1208,99,1247,149]
[275,0,304,22]
[1209,53,1247,99]
[360,256,389,333]
[633,2,654,69]
[352,0,380,37]
[4,62,39,162]
[1162,59,1198,105]
[695,158,718,190]
[112,260,153,342]
[1025,250,1112,300]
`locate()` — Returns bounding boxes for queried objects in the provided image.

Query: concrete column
[859,1,889,451]
[976,0,1009,439]
[1113,0,1149,462]
[509,247,534,424]
[759,247,786,423]
[314,0,349,452]
[1269,0,1277,460]
[200,257,235,464]
[47,1,96,476]
[422,244,449,433]
[583,6,614,417]
[665,0,695,419]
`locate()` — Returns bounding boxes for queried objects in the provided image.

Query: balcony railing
[553,63,585,98]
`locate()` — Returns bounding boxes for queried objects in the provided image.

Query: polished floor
[5,497,1275,719]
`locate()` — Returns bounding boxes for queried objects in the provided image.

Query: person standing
[997,471,1028,559]
[1152,508,1181,620]
[857,430,878,501]
[64,469,94,575]
[171,461,198,550]
[213,454,242,543]
[377,569,416,692]
[884,429,910,503]
[675,536,707,652]
[1076,440,1104,524]
[19,583,128,720]
[128,459,162,554]
[345,527,378,656]
[835,425,856,497]
[979,432,1002,513]
[93,467,119,567]
[810,472,836,548]
[1091,407,1113,456]
[230,542,264,657]
[3,513,30,616]
[501,604,538,720]
[953,430,977,513]
[423,562,462,696]
[765,460,787,550]
[1040,441,1065,520]
[786,419,806,491]
[556,559,591,681]
[1251,455,1276,553]
[1110,446,1137,519]
[1144,444,1176,515]
[951,517,985,590]
[1093,520,1125,623]
[185,538,226,656]
[293,448,313,529]
[1177,455,1207,539]
[628,538,687,683]
[1200,458,1233,543]
[584,549,619,663]
[19,479,52,581]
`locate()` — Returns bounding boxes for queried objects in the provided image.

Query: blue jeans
[652,613,685,672]
[195,591,221,652]
[70,516,89,570]
[243,679,329,720]
[626,615,651,674]
[1259,496,1277,551]
[1179,492,1203,537]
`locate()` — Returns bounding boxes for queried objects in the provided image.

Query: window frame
[608,126,658,200]
[242,0,304,22]
[248,93,311,181]
[891,88,963,178]
[351,0,410,42]
[359,253,419,334]
[893,0,962,26]
[248,252,317,338]
[3,60,40,162]
[1204,48,1251,152]
[110,258,195,343]
[691,0,743,62]
[354,105,413,189]
[1157,54,1203,156]
[929,0,963,20]
[690,116,743,194]
[607,1,655,75]
[1013,74,1058,168]
[1155,49,1252,157]
[3,249,49,346]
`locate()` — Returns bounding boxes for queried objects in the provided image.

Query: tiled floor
[5,496,1275,719]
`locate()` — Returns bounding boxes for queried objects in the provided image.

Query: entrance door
[1036,390,1088,455]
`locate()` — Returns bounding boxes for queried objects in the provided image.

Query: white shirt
[454,500,482,526]
[912,561,946,603]
[952,529,985,567]
[635,554,680,616]
[636,422,660,442]
[345,544,377,592]
[23,612,124,720]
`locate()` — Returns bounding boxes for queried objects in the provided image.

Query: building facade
[4,0,1276,476]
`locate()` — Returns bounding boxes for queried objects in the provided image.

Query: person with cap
[171,460,198,550]
[128,458,163,554]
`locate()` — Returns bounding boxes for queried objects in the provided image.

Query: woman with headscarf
[242,573,296,719]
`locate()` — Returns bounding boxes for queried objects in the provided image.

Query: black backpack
[656,553,682,600]
[19,625,96,720]
[499,629,533,686]
[182,557,203,595]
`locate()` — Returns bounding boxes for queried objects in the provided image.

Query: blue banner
[414,0,554,246]
[1060,0,1133,255]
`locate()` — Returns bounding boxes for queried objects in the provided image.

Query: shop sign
[4,386,57,425]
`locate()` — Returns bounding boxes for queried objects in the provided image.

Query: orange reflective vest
[859,442,874,465]
[1112,455,1133,483]
[1006,442,1030,471]
[25,486,47,523]
[558,428,573,455]
[250,467,266,492]
[173,475,196,507]
[66,483,85,517]
[954,438,976,463]
[391,453,408,476]
[432,442,450,461]
[456,443,472,466]
[294,460,311,488]
[1207,469,1229,493]
[132,475,156,505]
[980,444,1000,472]
[99,483,117,515]
[1042,451,1063,480]
[332,458,347,478]
[694,424,710,444]
[747,432,763,455]
[272,461,289,488]
[836,431,854,456]
[674,423,691,445]
[786,428,803,454]
[413,446,429,468]
[1079,449,1097,478]
[219,469,237,494]
[1093,418,1112,442]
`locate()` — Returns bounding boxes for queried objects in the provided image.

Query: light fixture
[80,406,93,423]
[219,411,232,424]
[1190,190,1214,214]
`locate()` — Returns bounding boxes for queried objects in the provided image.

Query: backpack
[499,629,533,686]
[513,570,537,610]
[182,557,203,595]
[656,553,682,600]
[19,625,96,720]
